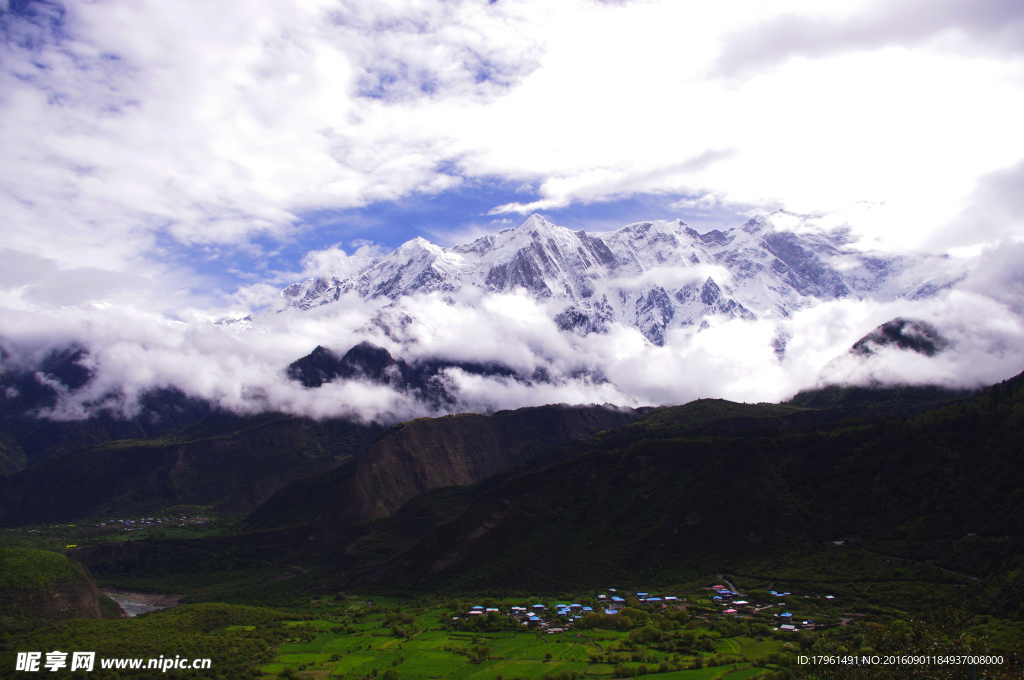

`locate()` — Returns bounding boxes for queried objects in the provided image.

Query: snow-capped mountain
[282,213,965,346]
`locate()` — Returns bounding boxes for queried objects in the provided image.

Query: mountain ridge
[282,212,964,346]
[361,369,1024,592]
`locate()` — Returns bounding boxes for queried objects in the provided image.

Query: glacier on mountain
[281,213,966,348]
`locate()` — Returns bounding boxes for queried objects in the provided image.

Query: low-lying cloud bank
[2,247,1023,425]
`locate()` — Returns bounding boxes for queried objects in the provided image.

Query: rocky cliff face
[282,213,964,346]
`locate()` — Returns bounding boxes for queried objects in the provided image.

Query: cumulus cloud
[962,240,1024,314]
[327,0,543,102]
[298,242,386,280]
[489,149,737,215]
[713,0,1024,78]
[929,158,1024,252]
[595,263,736,294]
[817,292,1024,388]
[0,248,154,309]
[0,0,541,275]
[0,249,59,288]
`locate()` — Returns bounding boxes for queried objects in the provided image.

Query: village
[95,516,210,532]
[456,584,840,634]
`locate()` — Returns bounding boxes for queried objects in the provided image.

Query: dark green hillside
[0,548,121,631]
[0,388,213,472]
[0,428,22,476]
[789,382,973,412]
[12,405,634,599]
[0,413,384,525]
[10,372,1018,625]
[529,384,970,460]
[210,385,986,589]
[372,371,1024,594]
[245,404,637,542]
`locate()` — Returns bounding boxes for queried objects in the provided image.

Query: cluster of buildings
[507,603,596,632]
[95,516,207,531]
[708,585,827,630]
[458,584,834,634]
[775,611,815,631]
[459,589,686,633]
[596,589,680,614]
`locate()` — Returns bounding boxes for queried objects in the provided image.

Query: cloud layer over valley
[3,215,1023,425]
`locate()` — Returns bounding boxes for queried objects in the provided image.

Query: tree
[621,607,649,625]
[808,609,1016,679]
[629,626,663,644]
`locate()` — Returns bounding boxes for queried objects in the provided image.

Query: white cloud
[816,291,1024,389]
[595,264,735,294]
[422,221,498,248]
[299,242,385,279]
[713,0,1024,77]
[2,0,1024,422]
[3,0,1023,285]
[0,0,542,280]
[488,150,737,215]
[6,270,1022,426]
[961,240,1024,314]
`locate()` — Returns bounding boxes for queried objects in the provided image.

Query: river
[101,589,181,617]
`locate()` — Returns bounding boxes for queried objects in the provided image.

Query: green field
[3,576,1019,679]
[256,597,786,680]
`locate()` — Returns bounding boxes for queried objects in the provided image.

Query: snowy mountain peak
[521,212,555,230]
[281,214,968,346]
[392,236,444,259]
[740,214,769,234]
